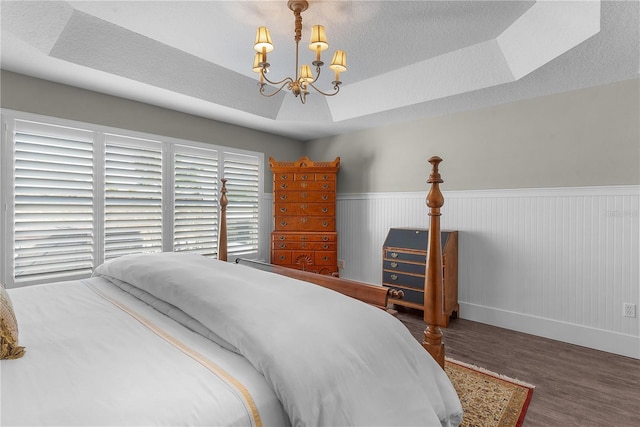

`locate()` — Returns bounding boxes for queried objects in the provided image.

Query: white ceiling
[1,0,639,141]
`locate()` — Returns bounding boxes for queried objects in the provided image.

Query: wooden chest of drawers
[270,157,340,276]
[382,228,459,326]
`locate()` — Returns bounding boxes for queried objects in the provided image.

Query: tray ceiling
[1,1,638,140]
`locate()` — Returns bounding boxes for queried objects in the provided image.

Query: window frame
[1,109,264,288]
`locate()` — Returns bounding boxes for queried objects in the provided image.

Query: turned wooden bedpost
[423,156,446,368]
[219,178,228,262]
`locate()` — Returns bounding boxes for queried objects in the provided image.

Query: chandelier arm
[259,81,292,97]
[260,69,294,87]
[306,64,322,85]
[306,81,341,97]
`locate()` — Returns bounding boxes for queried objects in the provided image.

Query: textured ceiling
[1,1,639,140]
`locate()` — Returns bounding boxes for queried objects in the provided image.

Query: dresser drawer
[314,251,336,265]
[293,172,336,182]
[274,203,335,216]
[383,259,426,276]
[271,232,335,242]
[383,270,426,290]
[384,249,426,264]
[274,173,293,181]
[274,217,335,231]
[386,286,424,305]
[273,241,335,251]
[275,181,335,191]
[272,250,291,264]
[276,192,334,203]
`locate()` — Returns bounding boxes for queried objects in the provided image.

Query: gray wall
[305,78,640,192]
[0,70,304,193]
[3,71,638,194]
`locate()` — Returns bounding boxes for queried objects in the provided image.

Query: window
[1,111,263,287]
[173,145,219,257]
[104,135,163,260]
[10,120,95,284]
[223,152,260,257]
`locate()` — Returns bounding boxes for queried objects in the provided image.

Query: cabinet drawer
[274,217,335,231]
[314,173,335,181]
[290,251,315,267]
[385,286,424,305]
[271,231,338,244]
[383,259,426,276]
[276,192,334,203]
[273,241,335,251]
[274,173,293,181]
[383,270,425,290]
[293,172,336,182]
[271,232,336,243]
[275,181,335,191]
[314,251,336,265]
[272,250,291,264]
[384,249,426,264]
[274,203,334,216]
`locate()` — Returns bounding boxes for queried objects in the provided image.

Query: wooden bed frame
[217,157,448,368]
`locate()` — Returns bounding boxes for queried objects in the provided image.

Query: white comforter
[94,252,463,427]
[2,276,288,426]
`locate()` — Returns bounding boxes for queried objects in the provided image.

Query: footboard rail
[235,258,403,310]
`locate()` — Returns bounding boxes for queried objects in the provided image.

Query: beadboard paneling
[262,186,639,358]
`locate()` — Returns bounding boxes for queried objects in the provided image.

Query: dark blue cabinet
[382,228,459,326]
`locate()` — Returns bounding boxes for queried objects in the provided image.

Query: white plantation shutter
[12,119,94,284]
[173,145,219,257]
[223,152,260,257]
[2,112,264,286]
[104,135,163,260]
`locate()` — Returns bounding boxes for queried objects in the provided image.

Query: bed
[1,156,461,427]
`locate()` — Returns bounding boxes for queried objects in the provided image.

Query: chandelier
[252,0,347,104]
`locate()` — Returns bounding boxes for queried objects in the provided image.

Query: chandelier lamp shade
[252,0,347,104]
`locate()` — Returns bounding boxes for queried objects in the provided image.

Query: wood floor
[397,310,640,426]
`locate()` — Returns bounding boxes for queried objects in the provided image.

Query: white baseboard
[460,302,640,359]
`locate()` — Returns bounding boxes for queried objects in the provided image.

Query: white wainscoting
[261,186,639,358]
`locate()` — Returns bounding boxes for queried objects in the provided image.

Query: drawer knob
[322,244,329,249]
[280,207,287,212]
[322,221,329,227]
[280,183,288,189]
[323,256,329,261]
[322,195,328,200]
[322,175,329,180]
[322,184,329,189]
[280,221,287,226]
[322,236,329,241]
[280,174,288,180]
[280,195,287,200]
[301,174,308,180]
[279,243,286,248]
[391,252,398,258]
[321,207,328,213]
[301,192,308,198]
[388,288,404,299]
[301,204,307,209]
[391,274,398,281]
[279,255,286,260]
[390,262,398,268]
[279,235,285,240]
[301,217,308,223]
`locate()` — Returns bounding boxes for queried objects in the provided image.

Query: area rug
[445,358,534,427]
